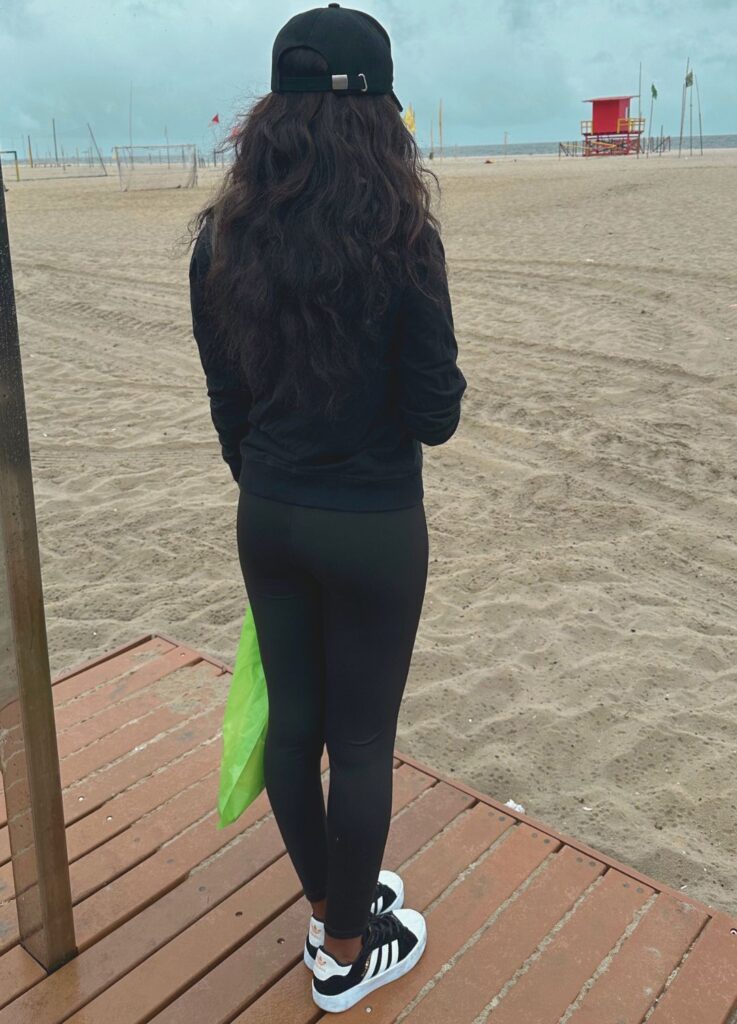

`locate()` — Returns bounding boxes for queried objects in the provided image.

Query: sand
[4,149,737,916]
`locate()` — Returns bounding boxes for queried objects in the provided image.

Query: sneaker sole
[311,917,427,1013]
[303,882,406,972]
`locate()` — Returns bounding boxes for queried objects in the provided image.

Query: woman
[189,4,466,1013]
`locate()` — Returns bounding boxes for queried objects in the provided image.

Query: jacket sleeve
[395,227,467,446]
[189,223,252,484]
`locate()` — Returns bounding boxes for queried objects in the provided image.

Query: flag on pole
[685,71,693,87]
[211,113,220,124]
[402,103,416,135]
[651,83,658,100]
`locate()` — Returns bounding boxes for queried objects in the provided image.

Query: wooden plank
[486,869,654,1024]
[50,636,170,688]
[0,945,45,1011]
[2,764,220,913]
[395,750,717,920]
[0,793,282,1017]
[646,912,737,1024]
[565,893,709,1023]
[51,637,174,705]
[64,858,307,1024]
[0,669,223,899]
[384,783,473,867]
[323,824,558,1024]
[236,802,515,1024]
[52,654,222,740]
[59,702,223,823]
[0,701,226,869]
[0,648,216,828]
[0,764,420,1018]
[52,736,221,865]
[55,666,211,785]
[402,845,605,1024]
[146,791,483,1024]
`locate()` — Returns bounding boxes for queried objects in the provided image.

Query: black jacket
[189,220,467,511]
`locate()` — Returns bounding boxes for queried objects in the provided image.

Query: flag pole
[128,81,133,151]
[695,74,704,156]
[438,98,443,160]
[637,62,642,157]
[647,84,655,158]
[678,57,689,156]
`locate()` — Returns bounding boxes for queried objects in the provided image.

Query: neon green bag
[217,604,269,829]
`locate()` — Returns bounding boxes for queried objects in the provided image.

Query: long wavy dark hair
[191,45,444,420]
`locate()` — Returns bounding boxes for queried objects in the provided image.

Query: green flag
[651,83,658,100]
[685,70,694,87]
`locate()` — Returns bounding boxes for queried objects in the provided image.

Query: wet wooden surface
[1,633,736,1023]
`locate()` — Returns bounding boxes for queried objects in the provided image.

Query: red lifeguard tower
[581,96,644,156]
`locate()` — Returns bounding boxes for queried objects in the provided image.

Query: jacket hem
[239,457,424,512]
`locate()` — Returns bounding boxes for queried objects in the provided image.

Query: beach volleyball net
[113,144,197,192]
[1,151,21,182]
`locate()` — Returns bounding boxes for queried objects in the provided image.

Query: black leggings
[236,490,429,939]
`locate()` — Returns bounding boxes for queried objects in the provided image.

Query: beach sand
[5,148,737,916]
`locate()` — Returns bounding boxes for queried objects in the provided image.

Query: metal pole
[52,118,59,166]
[0,159,77,971]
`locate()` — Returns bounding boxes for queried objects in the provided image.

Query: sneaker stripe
[389,938,399,969]
[378,943,389,975]
[375,894,384,913]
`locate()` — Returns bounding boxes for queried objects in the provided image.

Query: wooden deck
[1,634,736,1023]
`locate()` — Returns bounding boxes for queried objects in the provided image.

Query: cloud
[0,0,734,155]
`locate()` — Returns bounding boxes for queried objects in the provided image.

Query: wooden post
[27,135,33,169]
[0,159,77,972]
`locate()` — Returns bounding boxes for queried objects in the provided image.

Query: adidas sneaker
[303,869,404,970]
[312,908,427,1013]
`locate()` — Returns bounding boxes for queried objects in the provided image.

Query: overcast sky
[1,0,734,158]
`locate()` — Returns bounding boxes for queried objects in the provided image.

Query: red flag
[211,113,220,124]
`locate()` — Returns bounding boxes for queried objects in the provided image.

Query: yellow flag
[403,103,416,135]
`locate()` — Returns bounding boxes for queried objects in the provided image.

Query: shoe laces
[374,880,394,905]
[364,910,403,951]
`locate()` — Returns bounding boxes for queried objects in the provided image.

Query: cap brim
[391,91,403,112]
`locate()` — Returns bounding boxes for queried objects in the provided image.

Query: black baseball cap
[271,3,403,112]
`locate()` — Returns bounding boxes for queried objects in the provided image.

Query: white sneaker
[303,869,404,970]
[312,908,427,1013]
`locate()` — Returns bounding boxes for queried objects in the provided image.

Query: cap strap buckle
[331,73,368,93]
